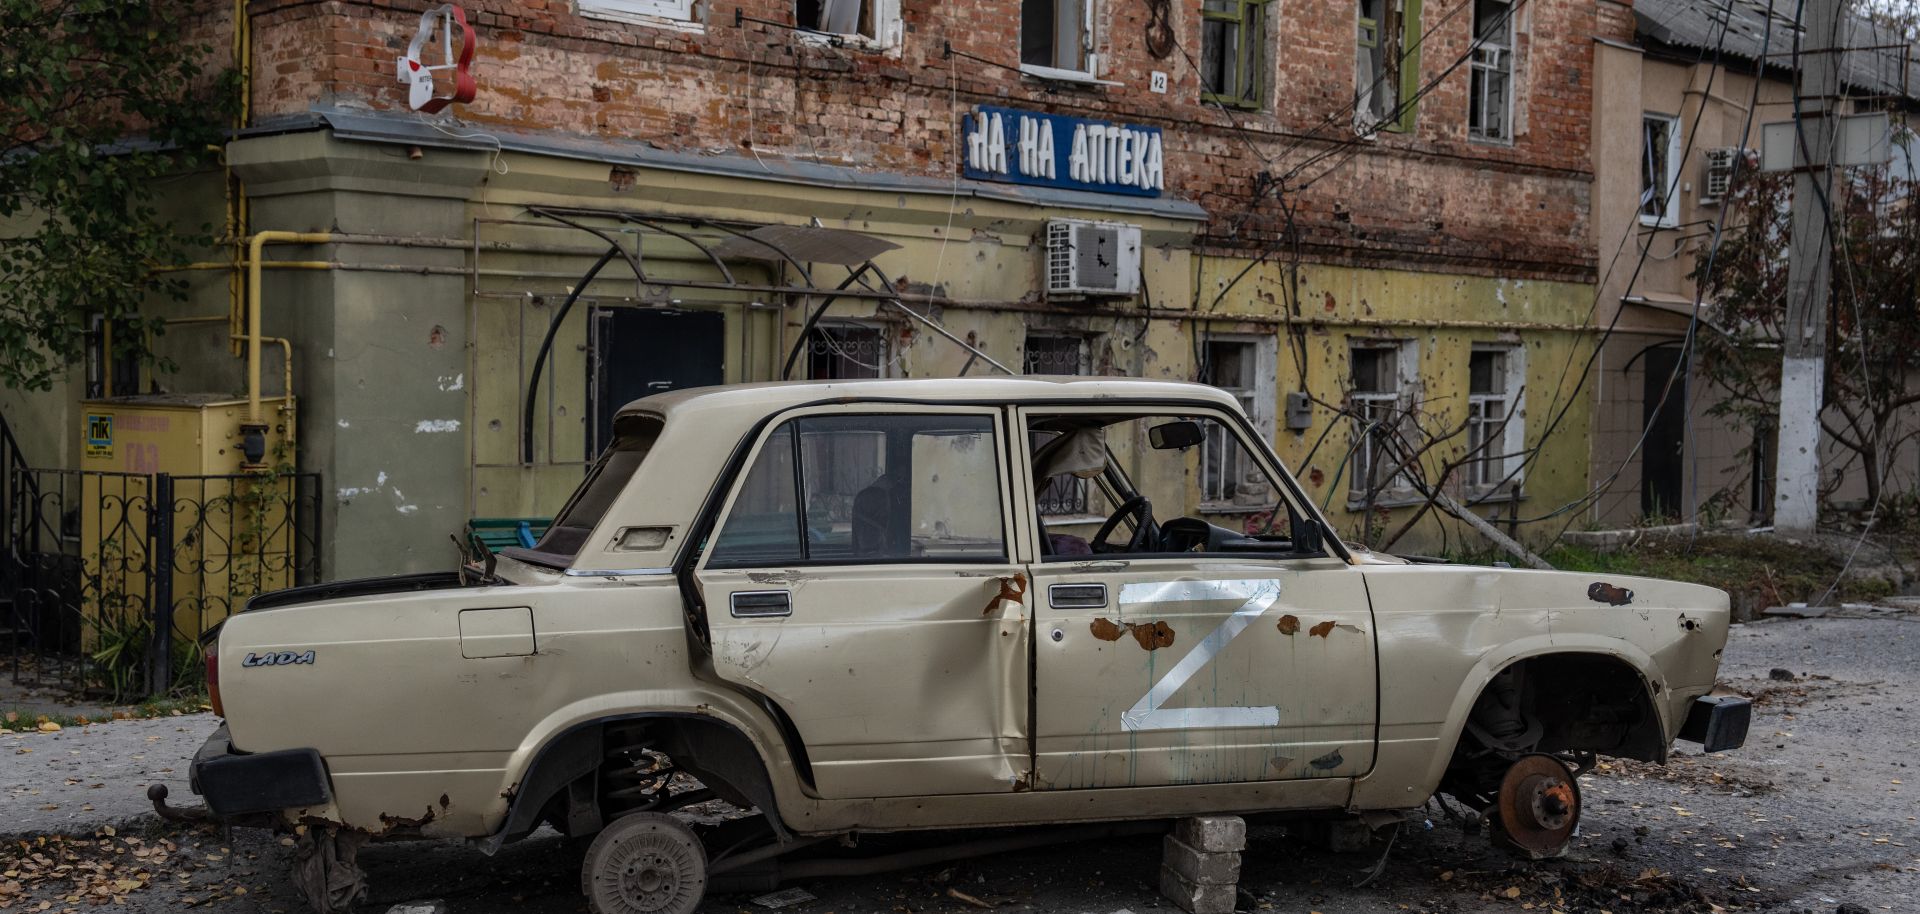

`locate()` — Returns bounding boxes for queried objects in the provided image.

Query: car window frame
[698,404,1018,572]
[1014,403,1346,565]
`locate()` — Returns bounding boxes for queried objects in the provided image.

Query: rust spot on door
[1277,614,1300,635]
[1090,617,1175,651]
[984,573,1028,615]
[1588,582,1634,606]
[1308,620,1336,638]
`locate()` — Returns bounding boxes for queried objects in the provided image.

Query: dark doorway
[588,307,725,457]
[1641,346,1687,520]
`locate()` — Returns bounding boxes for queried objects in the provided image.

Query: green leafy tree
[1694,145,1920,510]
[0,0,237,392]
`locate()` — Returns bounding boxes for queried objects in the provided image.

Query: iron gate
[2,469,321,701]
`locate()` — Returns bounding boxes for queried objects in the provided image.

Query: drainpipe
[246,232,332,425]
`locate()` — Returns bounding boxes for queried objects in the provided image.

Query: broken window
[578,0,696,24]
[532,416,665,559]
[795,0,878,40]
[1468,0,1513,142]
[1201,0,1269,109]
[808,323,889,380]
[1025,335,1093,517]
[1466,346,1522,491]
[1201,338,1274,507]
[1356,0,1421,132]
[1347,342,1415,503]
[1641,113,1681,227]
[709,415,1006,566]
[1021,0,1091,75]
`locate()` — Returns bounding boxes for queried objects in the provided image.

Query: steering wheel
[1093,495,1158,553]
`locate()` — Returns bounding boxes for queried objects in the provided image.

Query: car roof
[616,376,1243,420]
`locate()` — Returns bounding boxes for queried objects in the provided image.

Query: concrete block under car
[1158,864,1237,914]
[1172,815,1247,852]
[1162,835,1242,885]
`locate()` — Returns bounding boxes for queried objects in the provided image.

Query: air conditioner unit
[1700,147,1740,204]
[1046,219,1142,298]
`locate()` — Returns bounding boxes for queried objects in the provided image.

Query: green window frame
[1201,0,1271,110]
[1356,0,1423,133]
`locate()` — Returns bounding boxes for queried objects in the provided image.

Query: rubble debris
[751,887,816,908]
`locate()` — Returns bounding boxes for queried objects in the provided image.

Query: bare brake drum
[1490,753,1581,859]
[583,812,709,914]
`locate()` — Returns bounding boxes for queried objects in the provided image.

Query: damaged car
[161,377,1749,914]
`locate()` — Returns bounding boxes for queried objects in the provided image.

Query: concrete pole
[1774,0,1844,538]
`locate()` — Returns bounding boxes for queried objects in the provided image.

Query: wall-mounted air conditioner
[1700,147,1740,204]
[1046,219,1142,298]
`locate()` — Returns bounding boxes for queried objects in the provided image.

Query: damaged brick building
[4,0,1628,575]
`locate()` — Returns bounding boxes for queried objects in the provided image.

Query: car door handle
[730,590,792,618]
[1048,583,1108,609]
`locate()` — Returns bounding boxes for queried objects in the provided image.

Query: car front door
[692,406,1031,800]
[1018,405,1377,791]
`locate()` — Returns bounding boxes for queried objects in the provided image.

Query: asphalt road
[2,615,1914,914]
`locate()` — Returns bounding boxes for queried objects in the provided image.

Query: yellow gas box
[78,394,296,645]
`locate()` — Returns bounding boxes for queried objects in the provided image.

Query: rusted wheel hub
[1490,753,1581,859]
[583,812,708,914]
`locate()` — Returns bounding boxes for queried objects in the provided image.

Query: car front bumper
[1676,695,1751,753]
[190,724,333,818]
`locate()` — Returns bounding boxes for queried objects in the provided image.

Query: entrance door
[692,407,1030,800]
[588,307,724,457]
[1641,346,1687,519]
[1017,406,1377,791]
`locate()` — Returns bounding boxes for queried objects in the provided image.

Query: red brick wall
[242,0,1631,282]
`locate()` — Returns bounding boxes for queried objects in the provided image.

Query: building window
[1356,0,1422,133]
[1201,0,1270,109]
[1348,341,1416,503]
[1025,334,1093,516]
[1021,0,1092,76]
[578,0,696,25]
[1467,0,1513,142]
[795,0,895,43]
[1201,337,1277,508]
[1641,113,1682,227]
[1465,345,1524,491]
[808,323,890,380]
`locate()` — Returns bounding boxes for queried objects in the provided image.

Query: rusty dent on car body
[1277,614,1300,635]
[984,574,1028,615]
[1588,582,1635,606]
[1088,617,1176,650]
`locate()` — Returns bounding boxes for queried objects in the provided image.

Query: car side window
[708,415,1005,567]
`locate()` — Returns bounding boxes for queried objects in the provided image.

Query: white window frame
[1465,343,1526,494]
[1640,112,1683,228]
[1020,0,1100,80]
[1346,339,1419,507]
[1200,335,1279,509]
[794,0,903,49]
[1467,0,1514,143]
[579,0,699,29]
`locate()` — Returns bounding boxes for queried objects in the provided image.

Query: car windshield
[518,415,664,564]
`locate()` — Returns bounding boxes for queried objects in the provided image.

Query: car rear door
[691,406,1031,800]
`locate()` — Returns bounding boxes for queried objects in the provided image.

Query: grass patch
[1532,534,1895,612]
[0,692,210,734]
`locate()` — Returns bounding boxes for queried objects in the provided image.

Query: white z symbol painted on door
[1118,578,1283,732]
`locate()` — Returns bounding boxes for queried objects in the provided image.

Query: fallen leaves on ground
[0,827,264,911]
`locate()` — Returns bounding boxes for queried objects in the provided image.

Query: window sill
[1463,487,1527,506]
[793,29,895,52]
[1019,64,1120,87]
[579,9,704,33]
[1468,132,1514,147]
[1343,493,1426,512]
[1639,215,1679,230]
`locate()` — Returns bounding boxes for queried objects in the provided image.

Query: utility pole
[1773,0,1844,539]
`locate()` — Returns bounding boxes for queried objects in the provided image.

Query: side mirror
[1148,420,1205,450]
[1291,513,1326,554]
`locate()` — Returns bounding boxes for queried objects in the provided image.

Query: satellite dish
[396,4,477,114]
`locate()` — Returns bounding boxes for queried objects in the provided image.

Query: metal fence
[2,469,321,700]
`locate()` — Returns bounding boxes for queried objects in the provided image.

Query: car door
[692,406,1031,800]
[1018,404,1377,791]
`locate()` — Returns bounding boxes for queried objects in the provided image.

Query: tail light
[206,648,224,718]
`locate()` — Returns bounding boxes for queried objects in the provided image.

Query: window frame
[1201,0,1271,110]
[1641,112,1683,228]
[1345,339,1420,507]
[1020,0,1098,79]
[1199,334,1279,510]
[702,407,1016,570]
[1024,333,1097,520]
[578,0,699,27]
[1467,0,1514,143]
[1464,343,1526,495]
[1355,0,1424,134]
[793,0,902,48]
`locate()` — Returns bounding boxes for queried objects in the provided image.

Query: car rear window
[518,415,664,563]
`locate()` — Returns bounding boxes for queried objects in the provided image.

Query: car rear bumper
[1676,695,1751,753]
[190,724,333,818]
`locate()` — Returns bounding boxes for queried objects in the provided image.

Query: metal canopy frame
[517,206,1012,464]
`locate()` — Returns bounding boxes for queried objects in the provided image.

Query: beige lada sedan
[166,377,1748,914]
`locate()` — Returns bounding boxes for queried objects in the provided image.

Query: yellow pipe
[247,232,332,423]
